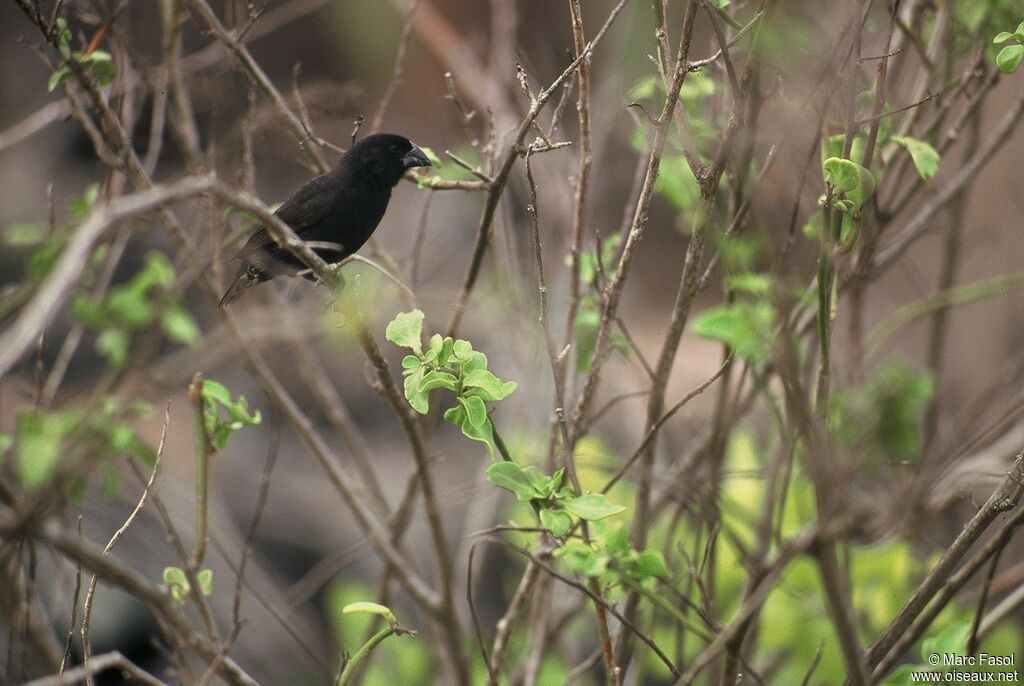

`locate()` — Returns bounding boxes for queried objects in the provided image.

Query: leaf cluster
[486,462,624,537]
[72,251,200,368]
[47,19,115,92]
[195,379,262,451]
[387,309,516,457]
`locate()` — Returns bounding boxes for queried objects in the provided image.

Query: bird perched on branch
[219,133,431,306]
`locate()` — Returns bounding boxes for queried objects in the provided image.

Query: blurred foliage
[14,397,154,492]
[830,358,935,466]
[72,251,200,368]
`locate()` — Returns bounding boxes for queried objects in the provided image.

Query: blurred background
[2,0,1024,684]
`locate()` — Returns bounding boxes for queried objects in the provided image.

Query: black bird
[219,133,431,306]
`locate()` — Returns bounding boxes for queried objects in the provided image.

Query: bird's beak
[402,143,431,169]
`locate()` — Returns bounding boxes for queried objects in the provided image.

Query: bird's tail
[219,264,266,307]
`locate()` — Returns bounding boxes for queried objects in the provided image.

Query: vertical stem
[188,373,210,569]
[561,0,593,380]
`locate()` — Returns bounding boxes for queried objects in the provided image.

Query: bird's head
[345,133,431,188]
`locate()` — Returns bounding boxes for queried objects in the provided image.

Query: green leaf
[201,380,232,407]
[0,434,11,457]
[404,368,429,414]
[16,411,80,490]
[417,370,459,393]
[161,305,201,346]
[486,461,544,501]
[633,550,670,579]
[163,566,189,603]
[692,302,777,363]
[586,554,612,578]
[69,184,100,220]
[342,601,397,624]
[385,309,425,353]
[993,31,1014,43]
[197,568,214,597]
[106,288,152,329]
[598,523,631,555]
[96,328,130,368]
[921,620,971,659]
[540,507,573,537]
[2,223,45,246]
[891,136,940,181]
[227,396,261,426]
[562,494,626,521]
[459,395,488,428]
[420,146,444,168]
[48,65,72,92]
[455,411,495,457]
[996,44,1024,73]
[84,50,115,86]
[401,354,421,369]
[70,296,107,328]
[725,273,773,296]
[138,251,175,290]
[463,369,517,401]
[655,154,701,211]
[822,157,875,209]
[573,305,600,372]
[547,468,565,497]
[627,75,659,101]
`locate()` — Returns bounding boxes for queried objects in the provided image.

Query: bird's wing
[235,173,341,257]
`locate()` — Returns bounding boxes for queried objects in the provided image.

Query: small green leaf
[106,288,152,329]
[456,411,496,457]
[420,146,443,168]
[418,370,459,394]
[96,328,129,368]
[633,550,670,579]
[823,157,875,209]
[201,380,233,407]
[540,507,573,537]
[993,31,1014,43]
[385,309,425,353]
[342,601,397,624]
[459,395,488,428]
[2,223,45,246]
[599,523,631,555]
[161,305,201,346]
[891,136,940,181]
[404,369,430,414]
[996,44,1024,73]
[627,75,659,101]
[486,462,544,501]
[197,568,214,597]
[562,494,626,521]
[16,411,80,490]
[453,339,473,358]
[463,369,517,401]
[401,354,421,369]
[48,65,72,92]
[692,302,777,363]
[582,553,610,578]
[547,468,565,497]
[70,296,106,328]
[163,566,190,603]
[227,397,261,426]
[725,273,772,296]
